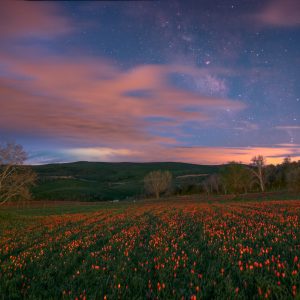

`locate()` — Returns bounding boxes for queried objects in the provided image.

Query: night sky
[1,0,300,165]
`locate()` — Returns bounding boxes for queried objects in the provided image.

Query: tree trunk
[155,190,160,199]
[259,177,265,192]
[258,168,265,192]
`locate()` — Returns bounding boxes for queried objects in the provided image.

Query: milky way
[0,0,299,164]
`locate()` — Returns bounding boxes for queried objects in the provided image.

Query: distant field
[31,161,219,201]
[1,199,299,299]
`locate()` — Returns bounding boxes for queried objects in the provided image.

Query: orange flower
[292,285,297,297]
[258,287,262,296]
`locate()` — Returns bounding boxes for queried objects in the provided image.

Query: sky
[0,0,300,165]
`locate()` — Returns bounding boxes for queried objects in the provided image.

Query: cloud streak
[38,145,300,166]
[0,50,245,152]
[0,2,298,165]
[275,126,300,130]
[0,1,74,39]
[254,0,300,27]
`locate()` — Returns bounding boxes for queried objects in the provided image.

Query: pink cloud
[0,51,245,150]
[166,146,300,165]
[59,145,300,166]
[0,1,73,38]
[2,50,296,165]
[254,0,300,27]
[275,126,300,130]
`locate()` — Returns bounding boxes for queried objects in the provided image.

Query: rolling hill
[31,162,220,201]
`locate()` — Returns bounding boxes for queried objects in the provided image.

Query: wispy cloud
[275,126,300,130]
[233,121,259,131]
[276,143,300,147]
[0,50,245,151]
[170,146,300,165]
[42,145,300,166]
[64,147,141,162]
[0,1,74,39]
[253,0,300,27]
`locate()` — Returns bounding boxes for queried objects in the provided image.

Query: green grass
[32,161,219,201]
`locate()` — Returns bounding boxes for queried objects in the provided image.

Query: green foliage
[287,167,300,192]
[29,159,300,201]
[220,162,253,194]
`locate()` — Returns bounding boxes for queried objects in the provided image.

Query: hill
[31,161,220,201]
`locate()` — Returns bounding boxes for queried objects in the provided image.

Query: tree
[144,170,172,199]
[0,142,37,205]
[283,156,291,165]
[176,176,201,195]
[287,167,300,192]
[250,155,266,192]
[264,164,279,190]
[202,174,222,195]
[220,162,253,195]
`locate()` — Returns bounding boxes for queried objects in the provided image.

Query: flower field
[0,200,299,299]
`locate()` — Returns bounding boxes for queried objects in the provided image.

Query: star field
[0,0,299,164]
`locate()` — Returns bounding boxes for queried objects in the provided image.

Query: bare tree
[0,142,37,205]
[202,174,222,195]
[144,170,172,199]
[201,178,211,195]
[250,155,266,192]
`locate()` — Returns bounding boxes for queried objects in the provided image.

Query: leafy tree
[265,164,279,190]
[0,142,36,205]
[221,162,253,195]
[283,156,291,165]
[176,176,202,195]
[287,167,300,192]
[144,170,172,199]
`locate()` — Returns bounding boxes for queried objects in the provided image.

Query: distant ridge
[31,161,220,201]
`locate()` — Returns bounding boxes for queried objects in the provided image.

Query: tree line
[144,156,300,199]
[1,142,300,204]
[201,156,300,195]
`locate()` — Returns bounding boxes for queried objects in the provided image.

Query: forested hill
[31,161,220,201]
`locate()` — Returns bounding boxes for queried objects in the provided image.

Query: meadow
[0,199,299,299]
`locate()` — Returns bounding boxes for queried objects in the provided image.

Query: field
[0,199,299,299]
